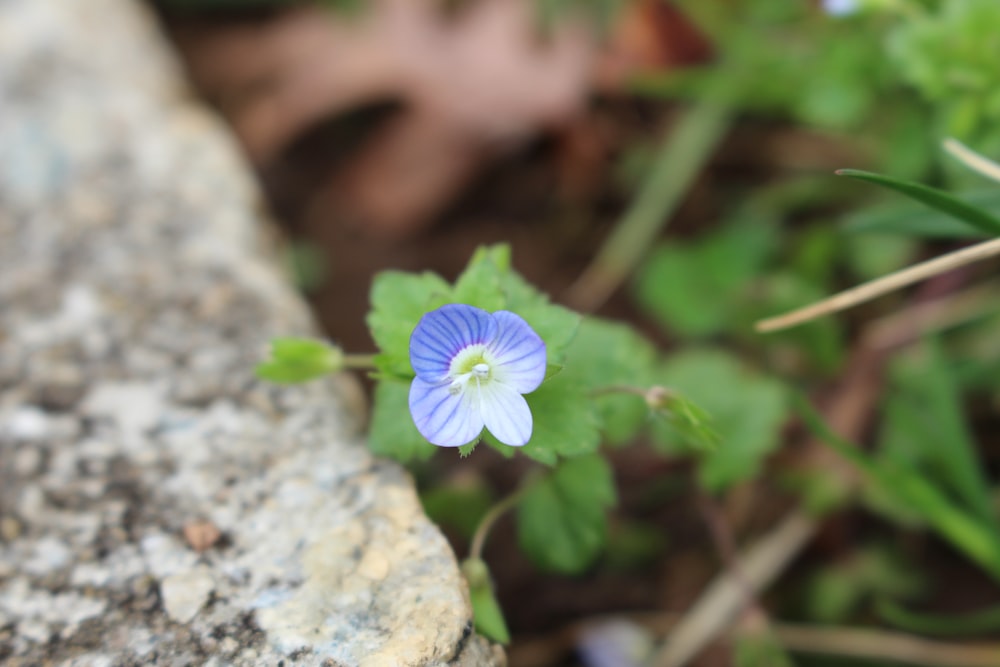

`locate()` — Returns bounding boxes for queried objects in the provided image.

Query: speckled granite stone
[0,1,503,665]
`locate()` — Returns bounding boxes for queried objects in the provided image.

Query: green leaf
[561,318,657,444]
[458,441,480,458]
[637,245,726,336]
[468,581,510,644]
[634,218,775,338]
[451,245,509,312]
[500,269,580,364]
[255,337,342,384]
[519,373,602,465]
[368,380,436,463]
[878,340,998,532]
[517,454,616,573]
[453,243,580,363]
[843,233,918,282]
[797,395,1000,583]
[779,468,852,517]
[367,271,450,378]
[837,169,1000,237]
[653,393,720,453]
[882,470,1000,583]
[366,244,579,379]
[803,548,923,624]
[651,349,788,492]
[462,558,510,644]
[757,272,845,374]
[843,188,1000,239]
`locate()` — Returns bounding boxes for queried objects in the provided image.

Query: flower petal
[410,304,498,381]
[486,311,547,394]
[479,380,533,447]
[409,377,484,447]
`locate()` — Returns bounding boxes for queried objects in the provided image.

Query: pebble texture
[0,0,503,665]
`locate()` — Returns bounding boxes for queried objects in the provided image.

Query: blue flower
[409,304,546,448]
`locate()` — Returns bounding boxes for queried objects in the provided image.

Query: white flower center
[447,346,496,396]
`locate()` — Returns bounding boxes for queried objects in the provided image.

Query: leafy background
[177,0,1000,664]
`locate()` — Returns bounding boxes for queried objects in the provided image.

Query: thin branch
[944,138,1000,184]
[755,237,1000,333]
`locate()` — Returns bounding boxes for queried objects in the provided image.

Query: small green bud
[255,337,343,384]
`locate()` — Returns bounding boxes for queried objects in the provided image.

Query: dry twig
[755,238,1000,333]
[944,138,1000,184]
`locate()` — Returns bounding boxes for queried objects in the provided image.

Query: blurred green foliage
[244,0,1000,650]
[802,546,924,624]
[889,0,1000,157]
[517,454,617,573]
[255,337,342,383]
[637,0,935,179]
[635,217,776,338]
[652,349,788,492]
[624,0,1000,646]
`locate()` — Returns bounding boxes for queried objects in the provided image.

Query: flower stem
[341,353,378,370]
[469,481,535,561]
[589,384,649,398]
[589,384,675,410]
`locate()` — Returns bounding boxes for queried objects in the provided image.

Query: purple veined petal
[478,380,533,447]
[409,376,484,447]
[410,304,499,381]
[486,311,547,394]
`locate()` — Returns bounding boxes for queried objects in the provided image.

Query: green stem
[565,94,734,312]
[341,353,378,370]
[588,384,650,398]
[877,598,1000,638]
[589,385,675,412]
[469,481,535,561]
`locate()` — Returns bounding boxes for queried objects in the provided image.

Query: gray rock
[160,567,216,624]
[0,0,504,664]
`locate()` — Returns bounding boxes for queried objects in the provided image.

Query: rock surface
[0,0,503,665]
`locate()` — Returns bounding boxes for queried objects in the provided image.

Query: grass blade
[837,169,1000,237]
